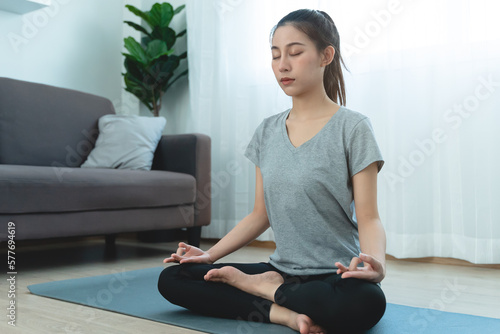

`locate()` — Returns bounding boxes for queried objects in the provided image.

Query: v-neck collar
[282,106,343,152]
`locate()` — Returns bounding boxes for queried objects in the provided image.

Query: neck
[290,84,336,120]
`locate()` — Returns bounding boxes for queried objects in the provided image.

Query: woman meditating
[158,9,387,334]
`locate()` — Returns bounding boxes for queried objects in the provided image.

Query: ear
[321,45,335,67]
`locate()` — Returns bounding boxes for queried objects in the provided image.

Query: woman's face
[271,24,328,97]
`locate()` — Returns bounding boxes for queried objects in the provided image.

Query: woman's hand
[163,242,214,264]
[335,253,385,283]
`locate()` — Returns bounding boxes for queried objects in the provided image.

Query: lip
[281,77,295,85]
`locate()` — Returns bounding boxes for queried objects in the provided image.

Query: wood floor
[1,235,499,333]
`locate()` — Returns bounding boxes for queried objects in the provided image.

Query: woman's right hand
[163,242,214,264]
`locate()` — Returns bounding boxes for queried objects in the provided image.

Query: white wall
[140,0,190,134]
[0,0,189,126]
[0,0,126,112]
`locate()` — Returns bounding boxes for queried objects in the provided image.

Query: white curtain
[185,0,500,264]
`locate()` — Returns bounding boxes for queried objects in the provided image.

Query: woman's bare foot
[204,266,284,301]
[270,304,326,334]
[296,314,326,334]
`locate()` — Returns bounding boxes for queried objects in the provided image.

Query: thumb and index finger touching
[176,242,191,255]
[335,253,380,272]
[178,242,192,251]
[163,242,207,264]
[163,242,191,263]
[359,252,383,271]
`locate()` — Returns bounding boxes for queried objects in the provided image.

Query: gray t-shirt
[244,106,384,277]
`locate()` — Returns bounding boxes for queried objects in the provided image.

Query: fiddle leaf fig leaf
[149,3,173,28]
[124,37,148,64]
[173,4,185,15]
[146,40,174,62]
[176,29,186,38]
[151,27,176,49]
[167,69,188,90]
[124,74,153,110]
[125,5,153,28]
[124,21,151,37]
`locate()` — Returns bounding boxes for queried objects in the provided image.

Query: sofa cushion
[81,115,166,170]
[0,77,114,167]
[0,165,196,214]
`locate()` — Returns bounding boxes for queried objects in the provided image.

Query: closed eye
[273,52,302,60]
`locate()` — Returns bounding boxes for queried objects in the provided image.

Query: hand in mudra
[163,242,214,264]
[335,253,385,283]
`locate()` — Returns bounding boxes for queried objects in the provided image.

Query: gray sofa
[0,77,211,246]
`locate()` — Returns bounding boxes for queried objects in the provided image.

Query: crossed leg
[159,263,385,333]
[205,266,326,334]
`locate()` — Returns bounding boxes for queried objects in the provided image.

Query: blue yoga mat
[28,266,500,334]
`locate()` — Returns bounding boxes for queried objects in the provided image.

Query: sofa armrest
[152,133,211,227]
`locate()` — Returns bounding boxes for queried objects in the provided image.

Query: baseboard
[247,240,277,249]
[242,240,500,269]
[385,254,500,269]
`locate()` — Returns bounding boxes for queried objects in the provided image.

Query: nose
[278,56,290,72]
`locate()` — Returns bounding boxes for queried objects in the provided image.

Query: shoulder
[336,106,378,137]
[338,106,370,128]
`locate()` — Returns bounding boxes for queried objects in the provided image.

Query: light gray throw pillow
[81,115,166,170]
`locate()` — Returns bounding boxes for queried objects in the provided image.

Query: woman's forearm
[358,218,387,269]
[206,212,270,263]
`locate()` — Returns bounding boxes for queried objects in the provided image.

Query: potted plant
[122,2,188,117]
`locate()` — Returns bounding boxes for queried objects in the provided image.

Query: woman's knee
[157,265,183,302]
[157,263,215,303]
[356,282,386,330]
[331,278,387,331]
[297,278,385,332]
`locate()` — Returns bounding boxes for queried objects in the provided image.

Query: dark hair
[270,9,350,106]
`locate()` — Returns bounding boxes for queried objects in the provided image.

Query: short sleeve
[244,121,264,167]
[347,117,384,177]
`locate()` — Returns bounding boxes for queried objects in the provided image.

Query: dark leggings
[157,262,386,333]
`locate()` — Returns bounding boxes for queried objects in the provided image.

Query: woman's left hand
[335,253,385,283]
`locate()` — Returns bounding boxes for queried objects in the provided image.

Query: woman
[158,9,386,334]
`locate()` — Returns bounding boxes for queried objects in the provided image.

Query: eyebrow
[271,42,306,50]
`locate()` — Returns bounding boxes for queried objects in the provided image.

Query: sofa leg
[105,234,116,247]
[187,226,202,247]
